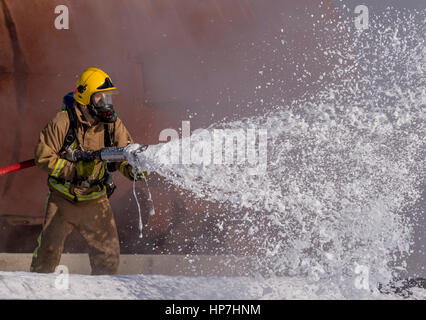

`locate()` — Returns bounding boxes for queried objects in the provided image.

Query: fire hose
[0,145,148,177]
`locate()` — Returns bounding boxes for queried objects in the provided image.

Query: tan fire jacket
[34,103,138,202]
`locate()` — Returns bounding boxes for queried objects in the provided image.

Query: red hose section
[0,159,35,176]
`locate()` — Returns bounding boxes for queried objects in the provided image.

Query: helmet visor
[91,90,118,107]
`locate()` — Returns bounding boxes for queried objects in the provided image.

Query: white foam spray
[126,9,425,298]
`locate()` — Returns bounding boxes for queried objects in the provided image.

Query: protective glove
[76,159,98,178]
[64,148,100,162]
[129,168,148,182]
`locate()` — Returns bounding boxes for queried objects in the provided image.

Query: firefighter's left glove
[64,148,100,162]
[76,160,98,178]
[130,168,148,182]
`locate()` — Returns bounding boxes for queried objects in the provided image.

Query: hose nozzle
[100,145,148,162]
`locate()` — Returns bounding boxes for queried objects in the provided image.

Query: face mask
[89,91,118,123]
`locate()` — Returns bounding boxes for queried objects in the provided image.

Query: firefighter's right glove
[76,160,98,178]
[64,148,100,162]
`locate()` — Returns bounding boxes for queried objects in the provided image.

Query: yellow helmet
[74,67,116,106]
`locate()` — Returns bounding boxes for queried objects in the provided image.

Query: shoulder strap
[57,92,79,156]
[103,122,115,148]
[104,122,117,172]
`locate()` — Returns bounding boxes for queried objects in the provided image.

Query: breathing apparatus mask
[88,90,118,123]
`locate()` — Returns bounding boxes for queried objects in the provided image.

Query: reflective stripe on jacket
[34,103,137,201]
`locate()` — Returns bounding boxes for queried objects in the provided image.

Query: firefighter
[30,67,145,275]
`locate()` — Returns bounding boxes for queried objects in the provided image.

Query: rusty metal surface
[0,0,341,253]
